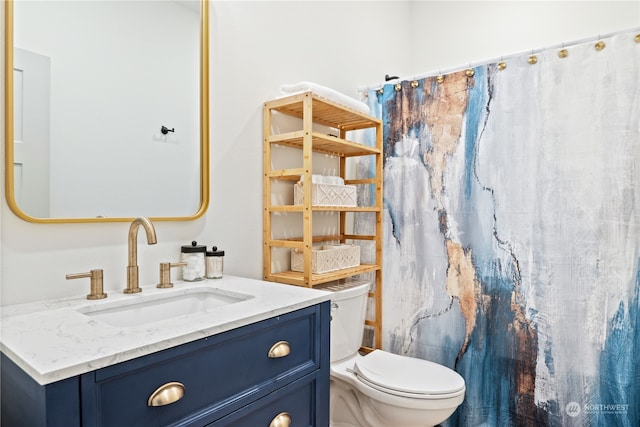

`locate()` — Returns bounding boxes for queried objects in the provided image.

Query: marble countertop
[0,276,331,385]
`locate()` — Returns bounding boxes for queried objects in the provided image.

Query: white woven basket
[294,183,357,207]
[291,245,360,273]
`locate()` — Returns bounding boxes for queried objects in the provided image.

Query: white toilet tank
[316,279,370,363]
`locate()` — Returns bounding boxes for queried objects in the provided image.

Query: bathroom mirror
[4,0,209,223]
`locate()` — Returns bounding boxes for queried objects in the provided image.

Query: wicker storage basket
[291,245,360,273]
[294,182,357,207]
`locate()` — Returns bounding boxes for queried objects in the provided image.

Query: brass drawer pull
[268,340,291,358]
[147,381,185,407]
[269,411,292,427]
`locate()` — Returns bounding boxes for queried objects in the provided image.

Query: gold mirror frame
[3,0,209,223]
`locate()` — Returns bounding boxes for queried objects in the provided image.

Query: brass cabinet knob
[268,341,291,358]
[269,412,292,427]
[66,269,107,300]
[147,381,185,407]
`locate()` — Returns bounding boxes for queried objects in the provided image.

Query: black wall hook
[161,126,175,135]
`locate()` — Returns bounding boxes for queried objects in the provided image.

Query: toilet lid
[354,350,465,396]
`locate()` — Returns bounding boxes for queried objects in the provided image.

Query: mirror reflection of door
[13,48,51,218]
[9,1,204,221]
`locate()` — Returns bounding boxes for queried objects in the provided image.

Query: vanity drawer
[81,305,324,427]
[208,372,323,427]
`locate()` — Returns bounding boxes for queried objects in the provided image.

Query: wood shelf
[264,92,380,132]
[266,168,306,180]
[268,131,381,157]
[267,205,381,213]
[270,234,377,248]
[263,90,383,350]
[266,264,381,287]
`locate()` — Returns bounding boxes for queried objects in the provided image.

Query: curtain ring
[465,64,474,77]
[394,83,402,92]
[594,40,606,51]
[497,56,506,71]
[558,42,568,59]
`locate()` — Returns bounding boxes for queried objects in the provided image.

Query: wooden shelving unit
[263,91,383,350]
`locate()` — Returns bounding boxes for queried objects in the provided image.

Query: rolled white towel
[278,81,370,115]
[323,176,345,186]
[298,174,325,184]
[298,175,345,186]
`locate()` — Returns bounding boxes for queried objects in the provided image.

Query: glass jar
[206,246,224,279]
[180,241,206,281]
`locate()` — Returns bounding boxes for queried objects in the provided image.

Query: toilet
[317,280,465,427]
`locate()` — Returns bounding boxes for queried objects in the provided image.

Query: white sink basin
[77,288,253,327]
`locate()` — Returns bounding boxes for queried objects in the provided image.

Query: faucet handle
[66,269,107,300]
[157,262,187,288]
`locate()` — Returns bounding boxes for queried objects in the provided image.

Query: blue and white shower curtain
[358,30,640,425]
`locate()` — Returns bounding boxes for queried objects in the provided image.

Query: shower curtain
[358,30,639,426]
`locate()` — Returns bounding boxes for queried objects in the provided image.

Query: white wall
[407,1,640,76]
[1,1,638,306]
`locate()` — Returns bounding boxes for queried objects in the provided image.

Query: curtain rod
[357,26,640,93]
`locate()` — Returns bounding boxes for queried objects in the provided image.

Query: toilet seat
[354,350,465,399]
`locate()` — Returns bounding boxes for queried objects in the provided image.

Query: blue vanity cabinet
[1,302,329,427]
[0,354,81,427]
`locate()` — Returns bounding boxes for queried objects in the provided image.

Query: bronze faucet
[125,217,157,294]
[66,269,107,300]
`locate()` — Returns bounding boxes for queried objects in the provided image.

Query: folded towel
[298,174,345,186]
[278,81,370,115]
